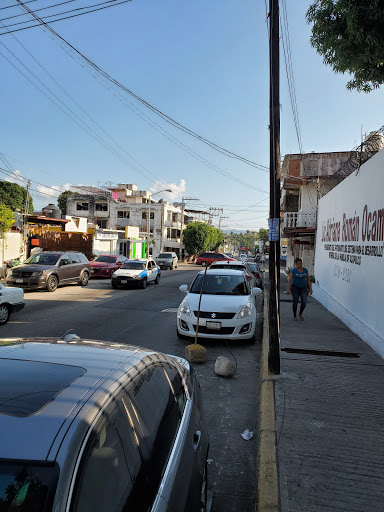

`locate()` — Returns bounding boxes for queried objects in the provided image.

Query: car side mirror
[251,287,263,296]
[179,284,188,293]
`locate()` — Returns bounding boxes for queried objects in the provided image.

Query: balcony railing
[283,212,316,229]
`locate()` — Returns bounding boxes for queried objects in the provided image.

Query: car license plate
[16,279,24,283]
[206,321,221,330]
[121,280,127,284]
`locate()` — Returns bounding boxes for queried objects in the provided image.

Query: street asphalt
[1,262,263,511]
[276,272,384,511]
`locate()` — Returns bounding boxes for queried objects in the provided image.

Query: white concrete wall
[314,148,384,358]
[0,232,24,275]
[300,181,318,214]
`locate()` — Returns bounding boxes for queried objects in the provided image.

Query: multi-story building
[66,184,207,258]
[281,151,353,273]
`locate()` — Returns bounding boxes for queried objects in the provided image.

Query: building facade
[281,151,353,274]
[66,184,205,258]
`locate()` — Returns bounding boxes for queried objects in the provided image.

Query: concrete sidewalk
[276,272,384,511]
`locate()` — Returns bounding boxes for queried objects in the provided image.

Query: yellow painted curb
[257,286,279,512]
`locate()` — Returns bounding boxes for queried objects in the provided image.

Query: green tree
[306,0,384,92]
[0,182,33,213]
[183,223,224,256]
[258,228,269,249]
[57,190,74,215]
[0,205,15,242]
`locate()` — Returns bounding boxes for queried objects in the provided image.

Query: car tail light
[255,273,260,279]
[246,274,252,281]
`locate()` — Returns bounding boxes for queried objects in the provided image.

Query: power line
[280,0,302,154]
[0,31,178,193]
[0,0,133,33]
[5,0,269,174]
[0,0,38,11]
[0,0,80,22]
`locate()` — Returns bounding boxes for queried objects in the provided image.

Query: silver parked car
[156,252,178,270]
[0,337,209,511]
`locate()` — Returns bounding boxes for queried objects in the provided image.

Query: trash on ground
[241,429,254,440]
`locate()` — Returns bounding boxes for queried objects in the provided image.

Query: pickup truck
[0,283,25,325]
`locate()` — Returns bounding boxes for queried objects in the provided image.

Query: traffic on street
[0,261,263,511]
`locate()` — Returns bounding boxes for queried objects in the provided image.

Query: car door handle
[193,431,201,453]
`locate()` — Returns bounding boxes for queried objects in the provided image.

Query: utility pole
[268,0,281,374]
[180,197,199,260]
[218,215,229,231]
[23,180,31,259]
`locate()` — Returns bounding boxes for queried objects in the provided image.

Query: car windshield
[248,263,258,272]
[212,264,246,271]
[158,254,172,258]
[25,254,60,265]
[94,256,117,264]
[0,460,59,511]
[121,262,146,270]
[190,274,249,295]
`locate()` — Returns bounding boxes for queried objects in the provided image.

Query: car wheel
[201,261,207,267]
[79,271,89,286]
[140,277,147,289]
[155,274,160,284]
[0,305,10,325]
[112,281,119,289]
[176,327,187,340]
[46,275,58,292]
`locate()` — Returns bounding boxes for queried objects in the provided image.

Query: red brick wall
[289,159,301,177]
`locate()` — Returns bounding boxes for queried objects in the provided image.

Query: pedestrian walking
[285,258,312,321]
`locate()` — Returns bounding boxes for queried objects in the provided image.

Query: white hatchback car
[111,259,160,289]
[0,283,25,325]
[177,269,261,342]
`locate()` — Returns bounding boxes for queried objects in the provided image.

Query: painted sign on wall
[315,148,384,356]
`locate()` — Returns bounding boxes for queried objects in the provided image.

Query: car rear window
[158,254,172,258]
[25,254,61,265]
[0,460,59,512]
[190,274,249,295]
[0,359,85,417]
[94,256,117,264]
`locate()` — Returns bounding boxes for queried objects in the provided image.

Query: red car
[89,254,128,278]
[196,252,236,266]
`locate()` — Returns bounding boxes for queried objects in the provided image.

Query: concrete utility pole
[218,215,229,231]
[146,189,171,258]
[180,197,199,260]
[268,0,281,374]
[208,207,223,226]
[23,180,31,259]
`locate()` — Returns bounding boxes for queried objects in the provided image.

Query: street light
[147,189,172,258]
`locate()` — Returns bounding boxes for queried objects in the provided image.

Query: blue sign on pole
[269,218,280,241]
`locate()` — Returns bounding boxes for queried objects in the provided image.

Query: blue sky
[0,0,383,231]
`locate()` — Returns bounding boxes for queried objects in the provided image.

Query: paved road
[1,264,262,511]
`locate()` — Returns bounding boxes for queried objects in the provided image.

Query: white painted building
[66,184,207,258]
[314,147,384,358]
[281,151,353,274]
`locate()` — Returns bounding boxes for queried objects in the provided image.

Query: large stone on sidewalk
[185,343,206,363]
[214,356,236,378]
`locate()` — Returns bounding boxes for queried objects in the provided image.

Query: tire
[112,281,119,289]
[201,261,207,267]
[140,277,147,289]
[155,274,160,284]
[46,275,58,292]
[79,271,89,286]
[0,304,10,325]
[176,327,187,340]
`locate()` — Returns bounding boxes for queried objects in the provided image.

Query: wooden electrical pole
[268,0,281,374]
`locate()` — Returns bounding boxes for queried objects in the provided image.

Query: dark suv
[6,251,90,292]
